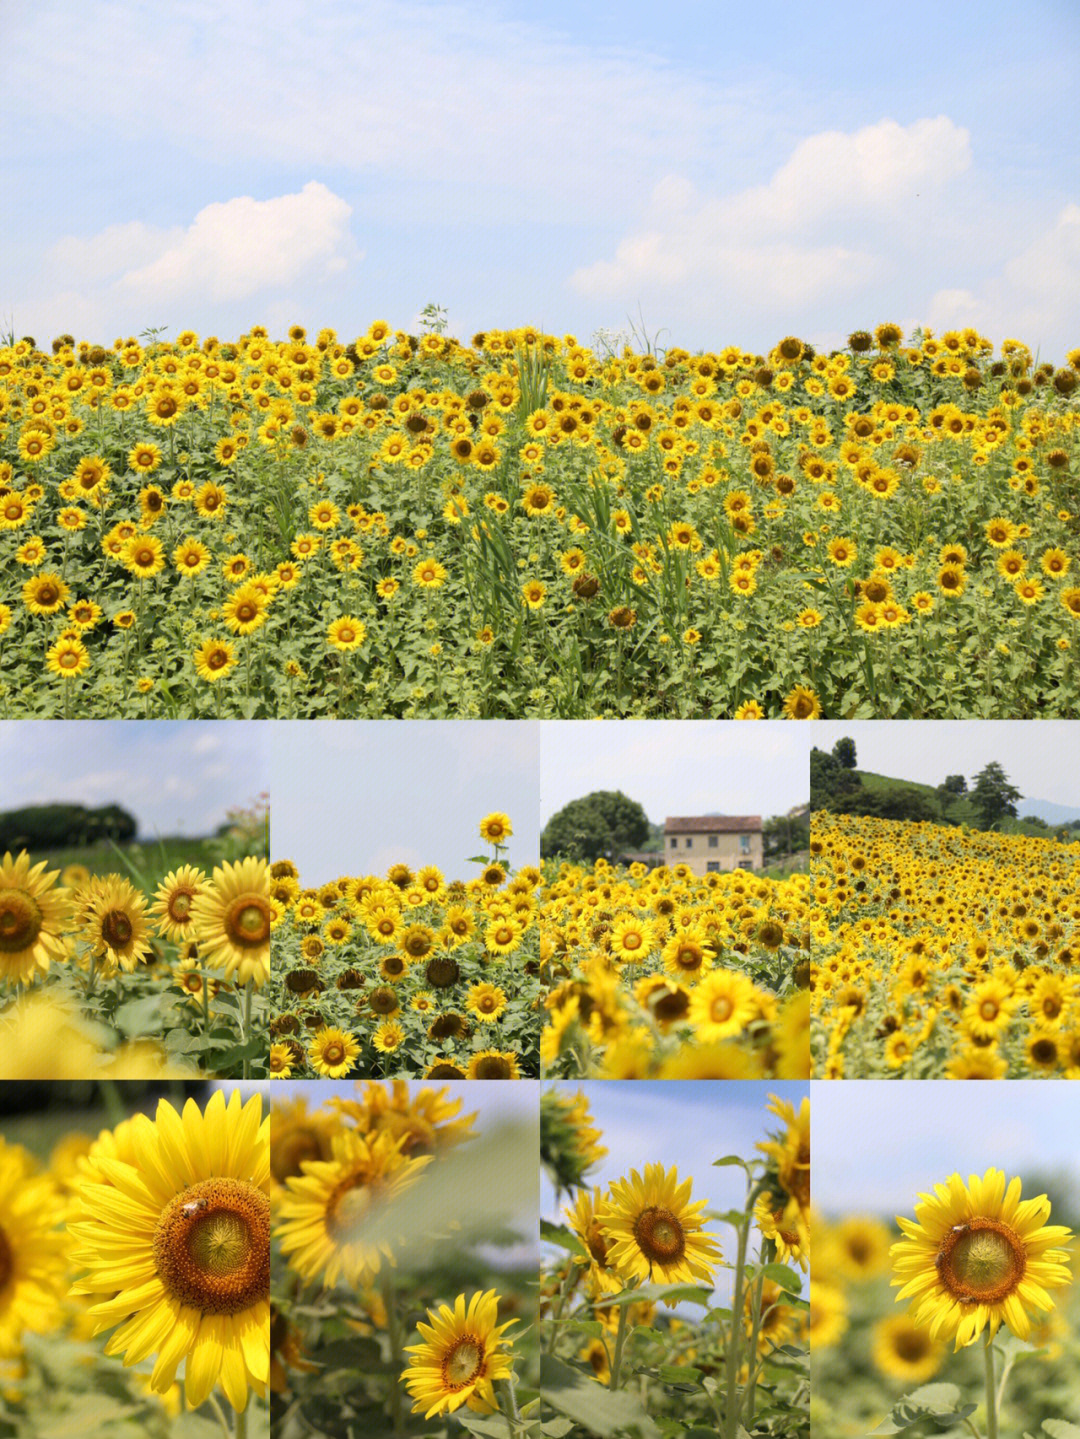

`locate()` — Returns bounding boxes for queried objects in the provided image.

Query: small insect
[182,1198,209,1217]
[950,1224,970,1235]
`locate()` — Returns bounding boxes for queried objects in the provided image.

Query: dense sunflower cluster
[541,857,810,1077]
[0,850,272,1077]
[268,817,541,1079]
[1,324,1077,718]
[810,812,1080,1078]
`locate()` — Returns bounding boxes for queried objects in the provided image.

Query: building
[662,814,763,874]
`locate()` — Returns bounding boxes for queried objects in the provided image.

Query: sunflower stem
[240,979,254,1079]
[85,952,97,999]
[724,1189,753,1439]
[608,1301,629,1391]
[381,1270,405,1435]
[205,1391,231,1439]
[983,1337,998,1439]
[545,1260,578,1354]
[234,1405,248,1439]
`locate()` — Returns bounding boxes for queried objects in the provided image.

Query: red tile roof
[664,815,762,834]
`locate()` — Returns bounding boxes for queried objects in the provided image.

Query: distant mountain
[1018,798,1080,825]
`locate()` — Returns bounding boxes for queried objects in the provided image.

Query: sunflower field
[2,324,1078,720]
[540,858,810,1078]
[809,811,1080,1078]
[0,1082,270,1439]
[270,1082,538,1439]
[268,817,541,1080]
[540,1087,809,1439]
[810,1178,1080,1439]
[0,810,271,1080]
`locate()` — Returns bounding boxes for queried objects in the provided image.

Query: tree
[810,747,860,810]
[970,762,1021,830]
[940,774,967,796]
[832,736,857,770]
[541,790,650,863]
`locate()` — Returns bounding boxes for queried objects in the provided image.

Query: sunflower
[22,572,69,616]
[67,1091,269,1412]
[782,685,821,720]
[80,876,153,972]
[327,616,367,651]
[872,1313,946,1383]
[598,1164,721,1293]
[309,1027,361,1078]
[688,969,758,1041]
[190,858,273,987]
[466,1050,520,1080]
[890,1168,1073,1349]
[273,1128,433,1288]
[466,982,508,1023]
[372,1019,406,1053]
[193,638,237,683]
[149,866,207,943]
[478,813,513,845]
[402,1289,517,1419]
[0,1137,67,1357]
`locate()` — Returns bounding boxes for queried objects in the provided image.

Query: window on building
[739,833,751,854]
[706,861,720,872]
[737,859,754,870]
[669,836,677,849]
[708,834,718,848]
[685,837,692,848]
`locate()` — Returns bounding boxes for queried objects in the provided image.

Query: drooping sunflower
[0,1137,68,1357]
[67,1090,270,1411]
[190,858,273,987]
[273,1128,433,1288]
[597,1164,721,1293]
[402,1289,517,1419]
[890,1168,1073,1349]
[0,850,73,985]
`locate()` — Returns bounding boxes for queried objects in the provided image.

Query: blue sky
[542,1080,810,1304]
[813,1081,1080,1219]
[270,720,540,884]
[3,1,1077,357]
[0,720,269,837]
[540,721,809,827]
[810,721,1080,810]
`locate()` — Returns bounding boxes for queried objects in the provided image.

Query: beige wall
[664,829,763,875]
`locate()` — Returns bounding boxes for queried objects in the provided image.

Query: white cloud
[118,183,355,302]
[571,116,971,313]
[926,202,1080,358]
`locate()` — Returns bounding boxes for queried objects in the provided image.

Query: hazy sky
[811,721,1080,807]
[4,1,1077,357]
[813,1082,1080,1218]
[540,722,809,827]
[0,721,269,837]
[542,1080,810,1305]
[270,721,540,884]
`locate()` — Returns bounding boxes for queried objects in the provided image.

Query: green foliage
[540,791,650,863]
[0,803,137,851]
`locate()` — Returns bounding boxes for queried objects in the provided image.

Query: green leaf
[540,1355,661,1439]
[600,1283,712,1308]
[1043,1423,1080,1439]
[113,994,168,1037]
[457,1414,523,1438]
[869,1381,977,1435]
[541,1219,588,1258]
[657,1364,703,1384]
[712,1155,750,1169]
[760,1263,802,1294]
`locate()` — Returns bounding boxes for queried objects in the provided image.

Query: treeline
[0,804,138,852]
[812,742,1080,837]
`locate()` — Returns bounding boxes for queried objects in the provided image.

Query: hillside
[818,765,1079,837]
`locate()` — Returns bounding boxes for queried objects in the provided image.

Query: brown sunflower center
[710,996,734,1022]
[168,888,196,923]
[323,1042,345,1065]
[473,1055,511,1078]
[633,1205,686,1264]
[937,1217,1026,1304]
[101,909,133,948]
[442,1335,484,1390]
[0,889,43,953]
[326,1177,378,1241]
[226,894,273,948]
[622,932,642,950]
[895,1328,931,1362]
[154,1178,269,1315]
